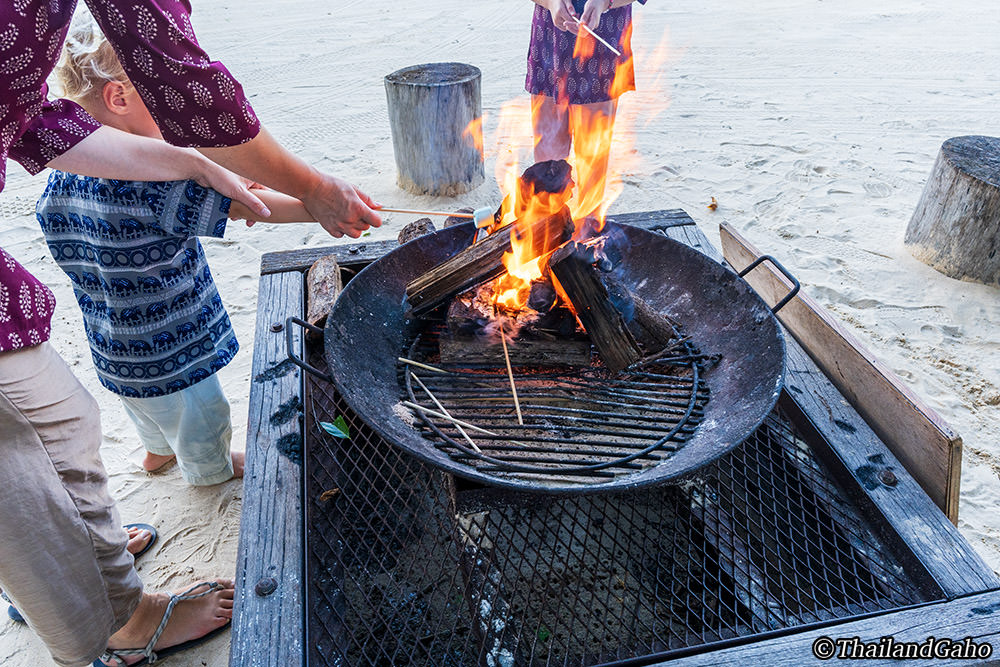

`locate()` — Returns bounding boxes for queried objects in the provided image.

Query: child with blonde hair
[37,13,315,486]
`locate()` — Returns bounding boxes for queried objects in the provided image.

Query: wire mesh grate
[304,350,935,666]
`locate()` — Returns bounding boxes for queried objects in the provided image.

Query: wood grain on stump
[384,62,485,196]
[905,135,1000,285]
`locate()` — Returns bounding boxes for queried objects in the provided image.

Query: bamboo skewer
[401,401,529,448]
[573,17,623,57]
[498,319,524,425]
[410,372,481,452]
[398,356,450,375]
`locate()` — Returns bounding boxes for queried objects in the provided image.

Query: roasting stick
[410,372,482,452]
[401,401,529,448]
[398,356,451,375]
[573,17,622,56]
[378,206,494,228]
[497,318,524,425]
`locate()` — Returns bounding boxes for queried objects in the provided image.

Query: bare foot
[231,451,245,479]
[124,526,152,556]
[142,452,176,473]
[101,579,234,666]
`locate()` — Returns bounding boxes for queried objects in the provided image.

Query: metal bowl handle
[285,316,333,381]
[737,255,801,314]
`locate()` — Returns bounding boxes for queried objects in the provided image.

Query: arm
[48,126,271,218]
[580,0,639,30]
[229,190,315,224]
[197,128,380,239]
[532,0,578,32]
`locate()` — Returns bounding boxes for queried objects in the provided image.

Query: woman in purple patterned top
[0,2,381,665]
[527,0,645,217]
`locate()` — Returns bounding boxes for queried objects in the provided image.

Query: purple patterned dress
[0,0,260,353]
[525,2,643,105]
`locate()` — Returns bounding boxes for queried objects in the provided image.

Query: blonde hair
[54,8,130,102]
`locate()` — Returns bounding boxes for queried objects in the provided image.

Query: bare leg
[531,94,571,163]
[568,99,618,219]
[100,579,234,666]
[141,452,175,472]
[231,451,245,479]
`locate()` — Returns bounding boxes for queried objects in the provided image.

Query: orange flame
[479,11,673,317]
[462,115,485,160]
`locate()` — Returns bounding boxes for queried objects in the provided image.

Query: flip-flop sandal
[7,523,158,625]
[93,581,231,667]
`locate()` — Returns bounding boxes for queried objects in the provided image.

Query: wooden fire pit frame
[231,210,1000,667]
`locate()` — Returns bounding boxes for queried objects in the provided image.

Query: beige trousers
[0,342,142,666]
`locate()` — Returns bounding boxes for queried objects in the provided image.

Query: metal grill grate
[401,322,710,483]
[304,351,935,666]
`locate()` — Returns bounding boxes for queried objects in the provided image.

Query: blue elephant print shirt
[36,172,238,398]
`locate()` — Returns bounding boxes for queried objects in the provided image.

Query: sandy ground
[2,0,1000,664]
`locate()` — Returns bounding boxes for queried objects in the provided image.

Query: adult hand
[580,0,612,31]
[192,158,271,219]
[300,170,382,239]
[545,0,578,32]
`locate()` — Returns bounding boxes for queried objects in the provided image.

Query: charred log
[442,293,590,366]
[405,207,573,317]
[549,241,643,373]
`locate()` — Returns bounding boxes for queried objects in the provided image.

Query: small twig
[398,356,450,375]
[410,372,481,452]
[573,17,623,56]
[498,318,524,425]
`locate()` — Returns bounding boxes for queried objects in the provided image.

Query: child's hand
[545,0,578,32]
[580,0,612,31]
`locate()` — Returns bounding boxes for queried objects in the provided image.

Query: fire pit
[232,210,1000,667]
[323,220,796,492]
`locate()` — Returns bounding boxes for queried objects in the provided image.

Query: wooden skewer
[410,372,481,452]
[379,207,474,219]
[498,319,524,425]
[401,401,530,448]
[573,17,623,57]
[398,356,450,375]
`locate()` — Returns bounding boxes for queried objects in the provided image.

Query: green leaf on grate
[319,415,351,439]
[537,625,551,642]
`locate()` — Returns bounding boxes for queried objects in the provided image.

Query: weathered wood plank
[719,221,962,523]
[231,270,305,667]
[662,588,1000,666]
[778,325,998,596]
[659,220,995,596]
[261,239,398,275]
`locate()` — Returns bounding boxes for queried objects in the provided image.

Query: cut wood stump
[905,135,1000,285]
[384,62,485,196]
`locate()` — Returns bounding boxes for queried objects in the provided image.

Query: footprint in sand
[863,180,893,198]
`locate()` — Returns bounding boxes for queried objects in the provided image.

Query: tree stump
[384,62,485,197]
[905,135,1000,285]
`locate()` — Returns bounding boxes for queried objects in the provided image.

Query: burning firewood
[439,285,591,367]
[404,206,573,317]
[549,240,643,373]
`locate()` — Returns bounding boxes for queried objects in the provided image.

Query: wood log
[440,333,591,367]
[904,135,1000,285]
[305,255,342,337]
[384,62,484,196]
[397,217,435,244]
[405,207,574,317]
[549,241,642,373]
[440,289,590,366]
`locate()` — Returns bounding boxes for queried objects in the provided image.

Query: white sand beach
[2,1,999,664]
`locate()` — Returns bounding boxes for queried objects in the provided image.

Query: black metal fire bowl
[324,221,786,494]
